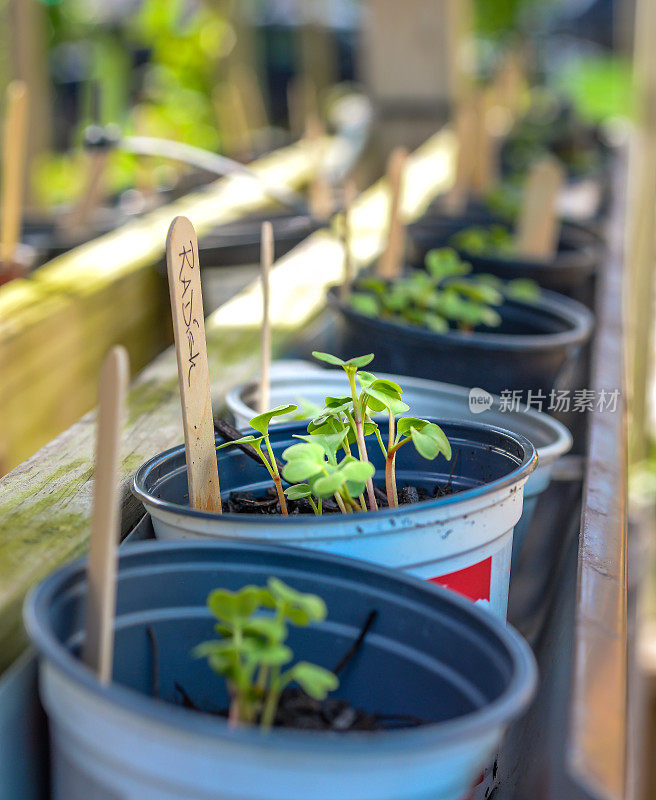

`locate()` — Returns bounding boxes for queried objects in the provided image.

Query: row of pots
[23,169,608,800]
[28,364,545,799]
[28,361,560,799]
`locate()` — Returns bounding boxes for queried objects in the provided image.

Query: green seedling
[283,353,452,510]
[282,436,375,514]
[349,248,505,333]
[356,373,451,507]
[449,225,516,256]
[311,352,378,511]
[218,404,297,515]
[485,182,522,221]
[194,579,338,730]
[218,355,453,515]
[348,248,539,334]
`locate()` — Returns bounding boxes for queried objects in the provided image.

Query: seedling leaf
[250,404,298,435]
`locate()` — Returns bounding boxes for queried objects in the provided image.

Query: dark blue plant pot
[329,285,593,399]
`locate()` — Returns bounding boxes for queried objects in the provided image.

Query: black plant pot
[329,285,594,398]
[198,210,322,266]
[409,216,603,297]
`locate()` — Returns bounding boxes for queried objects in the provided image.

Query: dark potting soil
[222,481,456,515]
[173,684,420,732]
[149,611,427,732]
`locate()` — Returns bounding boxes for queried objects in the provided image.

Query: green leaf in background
[267,578,328,623]
[282,662,339,700]
[284,484,313,500]
[217,434,264,450]
[250,405,298,435]
[505,278,541,302]
[312,352,345,366]
[425,248,472,280]
[554,55,634,124]
[207,586,264,622]
[409,423,452,461]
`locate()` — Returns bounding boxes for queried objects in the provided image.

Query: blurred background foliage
[33,0,232,205]
[25,0,632,207]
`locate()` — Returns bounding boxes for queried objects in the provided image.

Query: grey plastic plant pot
[24,540,537,800]
[328,286,594,399]
[225,368,572,563]
[134,420,537,620]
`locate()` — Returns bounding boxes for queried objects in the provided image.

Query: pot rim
[133,419,538,526]
[226,369,572,467]
[328,285,594,351]
[24,539,537,754]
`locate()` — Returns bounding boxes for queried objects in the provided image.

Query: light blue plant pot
[225,367,572,563]
[24,540,537,800]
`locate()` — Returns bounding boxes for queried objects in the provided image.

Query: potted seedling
[135,349,538,620]
[225,367,573,566]
[197,210,321,269]
[447,223,601,299]
[409,158,603,296]
[327,247,593,399]
[25,539,537,800]
[499,90,609,181]
[137,217,536,618]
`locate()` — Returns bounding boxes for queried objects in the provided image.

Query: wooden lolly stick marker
[445,96,478,215]
[83,346,129,683]
[470,88,499,196]
[259,221,273,414]
[378,147,409,280]
[339,179,357,301]
[306,114,333,219]
[288,74,318,140]
[1,81,29,266]
[69,149,109,232]
[166,216,222,513]
[515,156,565,259]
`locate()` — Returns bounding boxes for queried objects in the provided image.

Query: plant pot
[328,286,594,399]
[409,217,603,296]
[24,539,537,800]
[225,367,571,564]
[198,211,321,266]
[134,420,537,619]
[407,204,497,265]
[452,223,602,296]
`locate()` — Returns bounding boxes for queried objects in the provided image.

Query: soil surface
[222,481,457,515]
[150,611,428,732]
[174,684,424,731]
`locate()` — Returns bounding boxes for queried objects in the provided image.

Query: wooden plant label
[1,81,28,265]
[83,345,129,683]
[259,221,273,414]
[306,114,333,218]
[378,146,409,280]
[515,156,565,259]
[445,95,478,215]
[470,88,498,195]
[166,216,222,512]
[339,179,357,300]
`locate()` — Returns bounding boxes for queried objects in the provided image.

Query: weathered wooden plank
[0,138,328,474]
[0,129,454,673]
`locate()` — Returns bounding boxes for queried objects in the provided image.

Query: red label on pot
[429,557,492,603]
